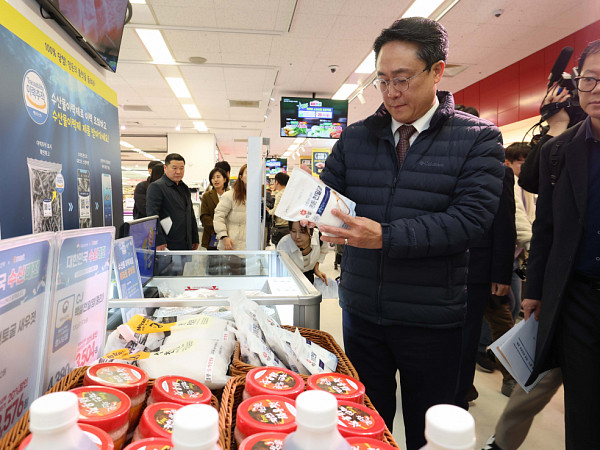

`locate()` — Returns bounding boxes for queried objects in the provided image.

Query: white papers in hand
[490,317,548,393]
[160,216,172,234]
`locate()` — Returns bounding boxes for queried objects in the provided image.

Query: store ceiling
[112,0,599,176]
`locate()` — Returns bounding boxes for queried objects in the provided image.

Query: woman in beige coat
[214,164,247,250]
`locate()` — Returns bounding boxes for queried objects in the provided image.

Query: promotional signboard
[44,227,114,391]
[312,149,330,177]
[0,2,122,239]
[0,233,54,438]
[113,236,148,323]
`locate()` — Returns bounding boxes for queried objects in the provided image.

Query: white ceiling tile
[214,7,278,30]
[152,5,218,27]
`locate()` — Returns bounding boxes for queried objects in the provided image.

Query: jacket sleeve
[146,182,167,246]
[320,138,347,195]
[213,192,232,239]
[200,191,214,231]
[524,140,556,301]
[190,197,199,245]
[270,190,282,217]
[383,125,505,259]
[133,182,146,218]
[518,133,553,194]
[490,167,517,285]
[514,185,533,250]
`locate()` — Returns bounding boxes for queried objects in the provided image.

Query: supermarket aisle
[317,250,566,450]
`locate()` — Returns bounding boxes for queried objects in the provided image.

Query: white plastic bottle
[419,404,476,450]
[172,404,221,450]
[25,391,96,450]
[282,390,351,450]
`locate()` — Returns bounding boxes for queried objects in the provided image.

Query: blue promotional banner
[0,2,122,239]
[44,227,114,391]
[113,237,143,300]
[0,233,54,438]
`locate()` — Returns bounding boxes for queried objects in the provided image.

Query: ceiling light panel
[135,29,174,64]
[182,104,202,119]
[332,83,359,100]
[165,77,192,98]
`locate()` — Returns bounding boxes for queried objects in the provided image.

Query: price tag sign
[44,227,114,392]
[0,233,54,438]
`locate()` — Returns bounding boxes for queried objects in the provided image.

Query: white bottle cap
[424,404,475,450]
[295,390,338,430]
[29,392,80,432]
[172,404,219,449]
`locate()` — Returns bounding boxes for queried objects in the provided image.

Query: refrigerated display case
[108,250,322,328]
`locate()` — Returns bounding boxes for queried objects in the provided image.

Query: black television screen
[36,0,129,72]
[280,97,348,139]
[266,158,287,175]
[118,215,157,286]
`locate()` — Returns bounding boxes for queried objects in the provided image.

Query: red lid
[18,423,114,450]
[245,367,305,400]
[307,373,365,404]
[239,432,289,449]
[85,363,149,398]
[337,401,386,440]
[236,395,297,437]
[70,386,131,433]
[138,402,182,439]
[346,436,395,449]
[122,437,172,450]
[151,376,212,406]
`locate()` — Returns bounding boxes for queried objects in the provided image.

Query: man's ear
[432,60,445,83]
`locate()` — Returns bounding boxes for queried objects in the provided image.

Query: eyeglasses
[373,67,430,94]
[574,76,600,92]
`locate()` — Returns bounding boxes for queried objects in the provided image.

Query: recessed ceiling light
[166,77,191,98]
[136,29,174,64]
[182,104,202,119]
[189,56,207,64]
[332,83,359,100]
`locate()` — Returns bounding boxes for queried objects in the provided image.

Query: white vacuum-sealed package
[275,168,355,233]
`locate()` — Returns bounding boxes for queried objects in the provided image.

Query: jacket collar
[363,90,454,139]
[163,174,187,189]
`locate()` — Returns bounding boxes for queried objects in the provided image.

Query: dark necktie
[396,125,416,167]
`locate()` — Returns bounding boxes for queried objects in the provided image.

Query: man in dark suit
[524,39,600,449]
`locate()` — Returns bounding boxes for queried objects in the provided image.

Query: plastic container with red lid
[306,373,365,404]
[149,375,212,406]
[84,363,149,430]
[122,437,172,450]
[133,402,182,442]
[346,437,396,449]
[337,401,386,440]
[234,395,297,446]
[238,432,289,449]
[19,422,114,450]
[70,386,131,450]
[244,367,305,400]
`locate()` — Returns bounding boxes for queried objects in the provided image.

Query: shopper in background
[276,221,328,284]
[521,39,600,449]
[317,18,504,450]
[268,172,290,245]
[133,160,163,219]
[214,164,247,250]
[200,167,229,250]
[215,160,231,181]
[146,153,199,251]
[148,163,164,184]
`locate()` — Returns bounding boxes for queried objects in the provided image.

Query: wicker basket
[218,375,400,450]
[0,366,220,450]
[231,325,359,381]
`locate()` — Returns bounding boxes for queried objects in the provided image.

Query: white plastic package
[275,168,356,234]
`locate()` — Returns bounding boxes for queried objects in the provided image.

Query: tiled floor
[317,249,566,450]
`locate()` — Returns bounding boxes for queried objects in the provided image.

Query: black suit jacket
[526,121,588,384]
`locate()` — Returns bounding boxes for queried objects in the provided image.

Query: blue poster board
[113,237,143,300]
[0,233,54,438]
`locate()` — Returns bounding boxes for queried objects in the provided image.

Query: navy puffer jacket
[320,91,504,328]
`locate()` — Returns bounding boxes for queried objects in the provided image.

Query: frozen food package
[290,328,337,375]
[27,158,64,233]
[274,168,356,234]
[77,169,92,228]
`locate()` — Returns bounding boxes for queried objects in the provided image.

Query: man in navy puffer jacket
[318,17,504,450]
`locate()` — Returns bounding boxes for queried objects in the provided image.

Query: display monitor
[280,97,348,139]
[118,215,157,285]
[266,158,287,175]
[35,0,129,72]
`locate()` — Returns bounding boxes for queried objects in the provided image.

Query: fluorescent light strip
[120,140,134,148]
[293,138,305,144]
[182,104,202,119]
[332,83,359,100]
[135,29,174,64]
[355,51,375,74]
[402,0,446,18]
[166,77,191,98]
[193,121,208,132]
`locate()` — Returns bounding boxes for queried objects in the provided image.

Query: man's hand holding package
[317,208,382,249]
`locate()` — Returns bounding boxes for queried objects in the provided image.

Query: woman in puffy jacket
[214,164,247,250]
